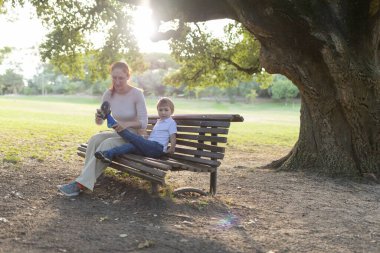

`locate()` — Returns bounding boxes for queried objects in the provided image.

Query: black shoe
[95,151,112,163]
[99,101,111,120]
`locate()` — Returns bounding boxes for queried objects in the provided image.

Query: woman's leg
[76,135,126,191]
[83,131,118,165]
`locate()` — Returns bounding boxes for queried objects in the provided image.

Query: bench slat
[148,119,230,128]
[176,133,227,143]
[149,114,244,122]
[78,147,167,177]
[121,154,172,171]
[110,162,165,185]
[176,126,229,135]
[78,146,86,153]
[147,125,229,135]
[143,157,216,172]
[77,151,165,184]
[115,157,167,178]
[175,140,225,153]
[174,147,224,159]
[167,153,221,167]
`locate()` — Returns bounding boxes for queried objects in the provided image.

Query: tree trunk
[230,0,380,177]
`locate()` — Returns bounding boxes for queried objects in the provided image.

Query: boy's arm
[167,133,176,154]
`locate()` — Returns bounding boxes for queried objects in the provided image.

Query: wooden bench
[77,114,244,196]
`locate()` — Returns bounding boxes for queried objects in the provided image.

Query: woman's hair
[157,97,175,114]
[109,61,130,96]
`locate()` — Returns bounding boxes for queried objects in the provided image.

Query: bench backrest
[147,114,244,168]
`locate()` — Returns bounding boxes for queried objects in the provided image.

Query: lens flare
[216,213,239,229]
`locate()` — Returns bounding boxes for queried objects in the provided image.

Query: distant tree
[0,69,24,94]
[0,47,11,64]
[143,53,178,70]
[270,75,299,100]
[136,69,167,96]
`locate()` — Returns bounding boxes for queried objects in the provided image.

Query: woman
[58,61,148,196]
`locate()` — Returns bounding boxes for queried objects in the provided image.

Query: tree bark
[143,0,380,177]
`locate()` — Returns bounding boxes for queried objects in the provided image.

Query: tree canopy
[0,47,11,65]
[1,0,147,79]
[166,22,262,87]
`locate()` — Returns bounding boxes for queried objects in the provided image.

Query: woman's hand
[95,109,104,125]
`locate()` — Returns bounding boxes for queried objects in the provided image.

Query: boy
[95,97,177,162]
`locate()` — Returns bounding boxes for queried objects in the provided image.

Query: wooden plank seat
[77,114,244,196]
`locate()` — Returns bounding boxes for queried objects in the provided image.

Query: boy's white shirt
[148,117,177,152]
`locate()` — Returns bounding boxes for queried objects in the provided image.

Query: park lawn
[0,95,300,165]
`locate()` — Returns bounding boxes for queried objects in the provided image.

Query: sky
[0,3,229,79]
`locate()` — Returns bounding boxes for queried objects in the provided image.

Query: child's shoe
[100,101,117,128]
[94,151,112,164]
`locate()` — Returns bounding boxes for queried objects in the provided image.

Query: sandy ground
[0,148,379,253]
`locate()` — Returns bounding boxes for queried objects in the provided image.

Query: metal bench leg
[151,182,159,195]
[210,171,217,195]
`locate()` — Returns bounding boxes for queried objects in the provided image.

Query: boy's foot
[57,182,82,197]
[100,101,111,119]
[95,151,112,163]
[100,101,117,128]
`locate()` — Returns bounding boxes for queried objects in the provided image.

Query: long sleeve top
[102,87,148,133]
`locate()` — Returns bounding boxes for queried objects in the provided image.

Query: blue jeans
[103,129,164,160]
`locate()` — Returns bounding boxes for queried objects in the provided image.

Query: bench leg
[151,182,159,195]
[210,171,217,195]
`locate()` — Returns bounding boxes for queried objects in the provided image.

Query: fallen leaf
[0,218,9,223]
[99,216,109,222]
[138,240,154,249]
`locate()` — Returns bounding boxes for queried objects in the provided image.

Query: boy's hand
[112,123,124,132]
[138,129,149,139]
[167,146,175,154]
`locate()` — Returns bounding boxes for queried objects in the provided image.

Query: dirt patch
[0,148,379,253]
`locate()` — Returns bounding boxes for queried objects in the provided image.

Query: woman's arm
[135,90,148,129]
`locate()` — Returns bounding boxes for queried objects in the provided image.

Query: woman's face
[111,68,129,93]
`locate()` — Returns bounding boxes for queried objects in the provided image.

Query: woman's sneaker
[57,182,82,197]
[95,151,112,164]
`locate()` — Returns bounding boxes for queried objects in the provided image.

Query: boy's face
[157,105,172,119]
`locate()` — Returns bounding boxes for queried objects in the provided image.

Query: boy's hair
[157,97,175,113]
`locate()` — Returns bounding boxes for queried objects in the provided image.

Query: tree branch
[119,0,236,41]
[212,55,260,75]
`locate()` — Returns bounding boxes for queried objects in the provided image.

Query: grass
[0,95,300,165]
